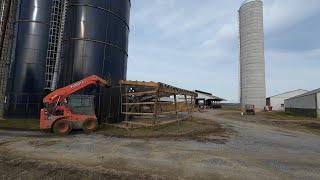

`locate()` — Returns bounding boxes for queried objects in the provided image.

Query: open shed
[119,80,198,128]
[195,90,225,109]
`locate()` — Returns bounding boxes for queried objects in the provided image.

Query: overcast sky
[127,0,320,102]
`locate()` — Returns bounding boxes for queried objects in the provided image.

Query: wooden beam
[123,102,155,105]
[122,90,158,96]
[125,85,129,124]
[155,119,185,126]
[158,88,197,97]
[174,94,179,125]
[122,121,154,127]
[185,94,191,120]
[190,96,194,119]
[157,111,178,115]
[119,80,159,87]
[123,102,173,105]
[119,80,197,97]
[153,88,159,124]
[122,111,178,115]
[158,88,177,95]
[122,112,155,115]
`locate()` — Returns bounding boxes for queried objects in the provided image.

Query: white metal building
[284,88,320,118]
[266,89,308,111]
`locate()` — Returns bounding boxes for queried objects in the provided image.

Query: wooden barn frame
[120,80,198,128]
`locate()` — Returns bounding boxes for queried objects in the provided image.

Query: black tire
[53,119,72,135]
[82,119,98,134]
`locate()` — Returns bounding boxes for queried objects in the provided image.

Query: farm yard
[1,110,320,180]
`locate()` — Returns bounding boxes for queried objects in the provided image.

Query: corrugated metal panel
[269,90,309,111]
[268,89,308,99]
[285,94,317,109]
[239,0,266,109]
[289,88,320,99]
[317,93,320,109]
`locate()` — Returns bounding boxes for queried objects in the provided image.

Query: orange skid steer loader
[40,75,110,135]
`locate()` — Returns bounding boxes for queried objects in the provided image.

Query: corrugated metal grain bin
[6,0,53,118]
[59,0,131,123]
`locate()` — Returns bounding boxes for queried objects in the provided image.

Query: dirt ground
[99,117,234,143]
[1,110,320,180]
[220,110,320,135]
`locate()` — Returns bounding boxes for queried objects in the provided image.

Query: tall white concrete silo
[239,0,266,110]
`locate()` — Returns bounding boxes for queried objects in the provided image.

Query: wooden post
[153,87,159,125]
[174,94,179,125]
[185,94,191,120]
[125,85,129,127]
[190,96,194,120]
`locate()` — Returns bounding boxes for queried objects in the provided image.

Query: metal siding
[317,93,320,118]
[317,93,320,109]
[269,90,309,111]
[285,94,317,109]
[59,0,130,123]
[6,0,52,118]
[270,97,285,111]
[239,0,266,109]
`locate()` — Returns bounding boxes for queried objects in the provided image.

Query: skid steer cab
[40,75,110,135]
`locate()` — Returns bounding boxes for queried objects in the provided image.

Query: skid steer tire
[82,119,98,134]
[53,119,72,135]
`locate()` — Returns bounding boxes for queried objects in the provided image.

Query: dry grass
[99,118,228,142]
[221,107,242,112]
[0,153,165,180]
[245,111,320,134]
[263,111,318,121]
[216,110,320,135]
[0,119,39,130]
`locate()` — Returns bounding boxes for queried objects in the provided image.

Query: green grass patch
[0,119,39,130]
[99,118,221,138]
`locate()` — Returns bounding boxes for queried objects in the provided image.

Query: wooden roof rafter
[119,80,197,97]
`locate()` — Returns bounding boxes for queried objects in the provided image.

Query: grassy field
[0,119,39,130]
